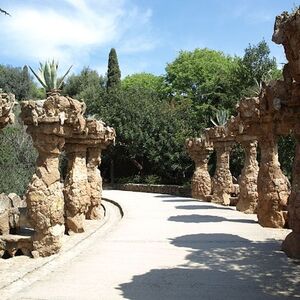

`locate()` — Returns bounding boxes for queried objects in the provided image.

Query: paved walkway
[5,190,300,299]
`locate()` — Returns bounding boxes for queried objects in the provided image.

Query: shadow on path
[163,199,198,203]
[175,204,233,211]
[117,234,300,299]
[168,214,257,224]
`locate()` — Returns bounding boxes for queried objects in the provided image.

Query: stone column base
[282,232,300,259]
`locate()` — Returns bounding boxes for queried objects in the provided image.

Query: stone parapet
[112,184,191,197]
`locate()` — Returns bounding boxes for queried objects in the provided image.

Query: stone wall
[112,184,191,197]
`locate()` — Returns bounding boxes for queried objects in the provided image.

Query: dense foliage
[63,67,106,115]
[0,65,43,100]
[0,40,295,194]
[0,115,37,194]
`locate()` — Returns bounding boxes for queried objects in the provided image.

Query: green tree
[165,48,240,127]
[237,40,279,93]
[63,67,106,115]
[97,87,196,184]
[122,72,164,95]
[0,65,38,100]
[106,48,121,92]
[165,49,239,102]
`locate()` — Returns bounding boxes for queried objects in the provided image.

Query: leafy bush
[144,175,161,185]
[0,112,37,195]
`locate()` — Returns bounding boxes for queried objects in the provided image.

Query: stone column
[257,136,290,228]
[25,131,65,257]
[86,146,103,219]
[236,140,259,213]
[191,149,212,200]
[282,135,300,258]
[64,144,90,234]
[211,141,233,205]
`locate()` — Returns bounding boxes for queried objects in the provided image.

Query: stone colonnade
[20,94,115,257]
[188,99,289,229]
[187,9,300,258]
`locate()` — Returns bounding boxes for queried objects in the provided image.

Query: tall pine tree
[106,48,121,92]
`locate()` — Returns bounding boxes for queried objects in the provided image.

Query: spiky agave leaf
[29,60,72,93]
[57,65,73,89]
[210,109,229,127]
[44,61,53,90]
[28,65,47,89]
[50,60,58,90]
[210,117,219,127]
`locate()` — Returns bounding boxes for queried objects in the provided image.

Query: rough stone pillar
[86,146,102,219]
[191,150,212,200]
[257,136,290,228]
[64,144,90,234]
[211,141,233,205]
[282,135,300,258]
[236,140,259,213]
[25,131,65,257]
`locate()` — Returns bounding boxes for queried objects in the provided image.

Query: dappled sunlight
[117,234,300,299]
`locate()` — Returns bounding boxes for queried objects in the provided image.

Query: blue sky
[0,0,298,78]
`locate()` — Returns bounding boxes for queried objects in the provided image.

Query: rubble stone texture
[64,119,115,228]
[0,233,33,258]
[0,91,15,129]
[25,130,65,257]
[211,141,234,205]
[64,143,90,233]
[20,94,86,257]
[186,137,213,200]
[204,126,235,206]
[272,10,300,82]
[86,147,103,219]
[227,97,260,213]
[80,119,115,220]
[236,140,259,214]
[257,134,290,228]
[272,9,300,257]
[0,194,10,235]
[282,134,300,258]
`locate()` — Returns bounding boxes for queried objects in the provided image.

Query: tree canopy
[63,67,106,116]
[0,65,40,100]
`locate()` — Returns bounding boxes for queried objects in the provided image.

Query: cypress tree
[106,48,121,184]
[106,48,121,92]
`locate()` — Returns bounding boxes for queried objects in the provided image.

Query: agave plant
[210,109,230,127]
[29,60,72,93]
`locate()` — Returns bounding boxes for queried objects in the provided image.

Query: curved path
[7,190,300,299]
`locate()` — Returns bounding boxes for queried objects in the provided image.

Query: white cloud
[0,0,157,71]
